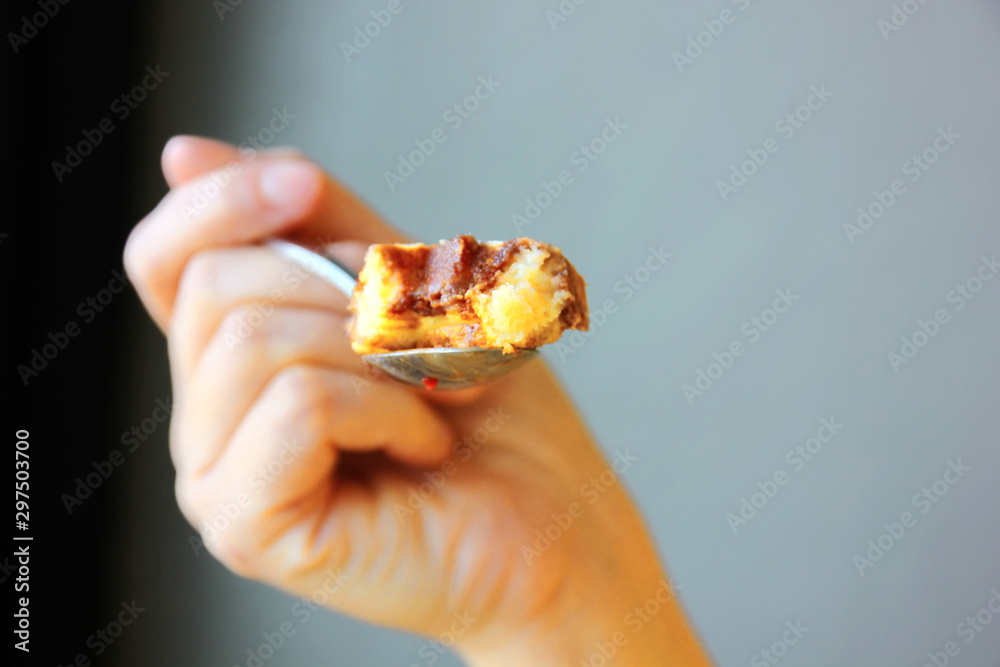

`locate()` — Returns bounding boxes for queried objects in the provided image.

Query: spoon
[266,239,538,390]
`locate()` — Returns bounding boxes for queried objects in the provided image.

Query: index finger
[124,144,408,331]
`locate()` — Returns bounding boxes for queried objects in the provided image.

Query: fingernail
[259,162,321,216]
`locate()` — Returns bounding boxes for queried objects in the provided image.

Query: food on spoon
[348,235,588,354]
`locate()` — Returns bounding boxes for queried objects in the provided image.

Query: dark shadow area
[6,0,141,662]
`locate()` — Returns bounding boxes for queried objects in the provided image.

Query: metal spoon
[266,239,538,390]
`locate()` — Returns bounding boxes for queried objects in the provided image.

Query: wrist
[457,550,710,666]
[459,578,707,666]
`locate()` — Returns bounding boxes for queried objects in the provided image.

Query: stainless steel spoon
[266,239,538,390]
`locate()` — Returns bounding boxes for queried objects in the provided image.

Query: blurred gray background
[110,1,1000,665]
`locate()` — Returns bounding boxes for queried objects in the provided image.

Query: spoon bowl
[266,239,538,390]
[364,347,538,390]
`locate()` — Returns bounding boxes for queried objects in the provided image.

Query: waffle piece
[349,235,588,354]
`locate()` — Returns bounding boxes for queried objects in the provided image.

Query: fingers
[174,363,454,577]
[170,306,362,476]
[162,135,307,188]
[226,364,453,476]
[126,158,326,329]
[162,135,242,188]
[126,137,409,332]
[168,244,364,386]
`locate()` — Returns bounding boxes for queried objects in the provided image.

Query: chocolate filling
[383,235,524,316]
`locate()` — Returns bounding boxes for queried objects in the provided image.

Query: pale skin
[124,135,713,665]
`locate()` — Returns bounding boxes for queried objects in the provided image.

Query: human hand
[124,136,710,665]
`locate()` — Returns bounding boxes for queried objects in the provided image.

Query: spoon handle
[265,239,358,296]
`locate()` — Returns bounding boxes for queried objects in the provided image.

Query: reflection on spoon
[363,347,538,390]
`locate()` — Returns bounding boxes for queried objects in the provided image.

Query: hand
[124,136,711,665]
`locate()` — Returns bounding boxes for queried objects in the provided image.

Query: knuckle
[269,365,323,405]
[179,249,227,297]
[217,303,271,349]
[173,475,203,527]
[216,301,288,360]
[123,220,160,295]
[176,475,262,579]
[176,249,251,327]
[204,523,261,580]
[267,365,338,429]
